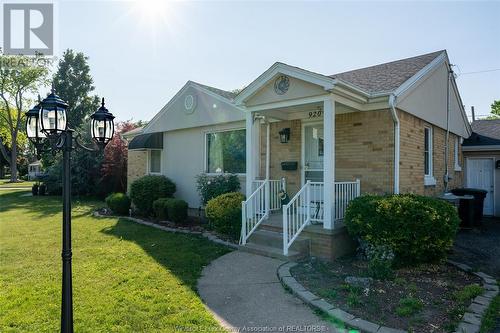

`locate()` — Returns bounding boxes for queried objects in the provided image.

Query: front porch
[234,63,395,259]
[240,97,364,258]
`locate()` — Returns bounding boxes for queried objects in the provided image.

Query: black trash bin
[450,188,488,227]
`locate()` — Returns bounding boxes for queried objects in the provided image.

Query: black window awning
[128,132,163,150]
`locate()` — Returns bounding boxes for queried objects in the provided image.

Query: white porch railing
[252,178,286,212]
[241,178,286,245]
[283,181,311,256]
[283,179,361,255]
[241,180,267,245]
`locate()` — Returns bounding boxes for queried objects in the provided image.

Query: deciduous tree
[0,54,50,181]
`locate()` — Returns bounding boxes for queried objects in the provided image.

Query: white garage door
[466,158,494,215]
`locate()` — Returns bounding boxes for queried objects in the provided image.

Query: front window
[149,150,161,174]
[206,129,246,174]
[454,136,462,171]
[424,127,436,185]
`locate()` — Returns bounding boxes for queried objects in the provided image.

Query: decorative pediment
[234,63,335,107]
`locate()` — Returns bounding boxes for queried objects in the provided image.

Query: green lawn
[0,190,231,332]
[0,179,35,188]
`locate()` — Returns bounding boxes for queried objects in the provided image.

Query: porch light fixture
[25,87,115,333]
[279,128,290,143]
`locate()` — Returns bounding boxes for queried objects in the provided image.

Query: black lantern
[26,101,46,146]
[90,98,115,145]
[279,128,290,143]
[40,90,68,136]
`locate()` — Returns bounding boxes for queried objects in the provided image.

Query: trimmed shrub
[345,194,460,266]
[166,199,188,224]
[152,198,174,221]
[105,192,131,215]
[130,175,176,216]
[205,192,245,240]
[196,173,240,205]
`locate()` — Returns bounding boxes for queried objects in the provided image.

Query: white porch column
[245,111,260,198]
[265,121,271,215]
[323,97,335,229]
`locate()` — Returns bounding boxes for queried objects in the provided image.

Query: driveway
[197,251,342,333]
[449,218,500,333]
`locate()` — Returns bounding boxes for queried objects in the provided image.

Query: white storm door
[303,124,324,183]
[467,158,494,215]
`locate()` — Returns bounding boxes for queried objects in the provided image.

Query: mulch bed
[291,257,482,333]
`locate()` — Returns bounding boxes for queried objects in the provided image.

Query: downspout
[389,94,400,194]
[444,64,452,192]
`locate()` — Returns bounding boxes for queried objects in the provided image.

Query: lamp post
[25,88,115,333]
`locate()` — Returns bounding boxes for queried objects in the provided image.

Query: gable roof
[330,50,445,94]
[463,119,500,147]
[190,81,237,100]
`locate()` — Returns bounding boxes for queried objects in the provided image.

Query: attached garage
[463,119,500,216]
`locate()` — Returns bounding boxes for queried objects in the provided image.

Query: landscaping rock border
[93,211,239,250]
[277,261,499,333]
[447,259,499,333]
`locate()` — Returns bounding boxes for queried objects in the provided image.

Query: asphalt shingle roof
[330,50,445,94]
[191,81,237,100]
[463,120,500,146]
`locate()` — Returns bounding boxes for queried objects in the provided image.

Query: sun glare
[132,0,170,28]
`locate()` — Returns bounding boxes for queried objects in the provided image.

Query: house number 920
[309,110,323,118]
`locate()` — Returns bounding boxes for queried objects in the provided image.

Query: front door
[302,123,324,183]
[467,158,494,215]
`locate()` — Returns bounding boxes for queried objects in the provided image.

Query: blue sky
[56,1,500,122]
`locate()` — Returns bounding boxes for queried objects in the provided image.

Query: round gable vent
[184,95,197,114]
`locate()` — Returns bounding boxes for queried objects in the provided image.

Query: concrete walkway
[197,251,342,333]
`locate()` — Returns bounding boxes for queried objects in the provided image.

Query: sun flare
[132,0,170,27]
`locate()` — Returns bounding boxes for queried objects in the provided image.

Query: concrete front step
[239,243,306,261]
[240,228,310,260]
[248,229,310,253]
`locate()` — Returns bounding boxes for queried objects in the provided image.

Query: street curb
[277,261,499,333]
[93,211,239,250]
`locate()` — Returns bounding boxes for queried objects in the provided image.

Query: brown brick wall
[260,110,394,196]
[302,225,357,261]
[399,109,464,195]
[260,120,302,195]
[335,110,394,194]
[127,149,148,192]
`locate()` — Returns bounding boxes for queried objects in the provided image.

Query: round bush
[166,199,188,224]
[129,175,176,216]
[344,194,460,266]
[205,192,245,240]
[105,192,131,215]
[152,198,174,221]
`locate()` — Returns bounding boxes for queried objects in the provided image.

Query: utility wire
[458,68,500,76]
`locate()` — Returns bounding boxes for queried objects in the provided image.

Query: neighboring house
[462,119,500,216]
[28,161,42,180]
[125,50,471,260]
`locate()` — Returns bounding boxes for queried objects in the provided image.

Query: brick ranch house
[125,50,471,261]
